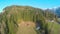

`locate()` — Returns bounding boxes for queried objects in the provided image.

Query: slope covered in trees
[0,5,58,34]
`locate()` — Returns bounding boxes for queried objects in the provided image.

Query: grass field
[48,22,60,34]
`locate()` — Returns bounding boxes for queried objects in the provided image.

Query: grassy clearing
[16,21,37,34]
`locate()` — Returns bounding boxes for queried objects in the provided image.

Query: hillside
[0,5,58,34]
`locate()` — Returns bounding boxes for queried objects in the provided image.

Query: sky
[0,0,60,12]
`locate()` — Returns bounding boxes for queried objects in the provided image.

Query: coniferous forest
[0,5,60,34]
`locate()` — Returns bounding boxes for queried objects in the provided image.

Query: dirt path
[16,21,37,34]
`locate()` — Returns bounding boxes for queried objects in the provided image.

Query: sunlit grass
[48,22,60,34]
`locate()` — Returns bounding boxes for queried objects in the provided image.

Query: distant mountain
[45,7,60,18]
[55,7,60,18]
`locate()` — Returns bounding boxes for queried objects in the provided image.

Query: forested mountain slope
[0,5,58,34]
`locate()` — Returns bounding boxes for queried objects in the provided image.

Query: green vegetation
[48,22,60,34]
[0,5,59,34]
